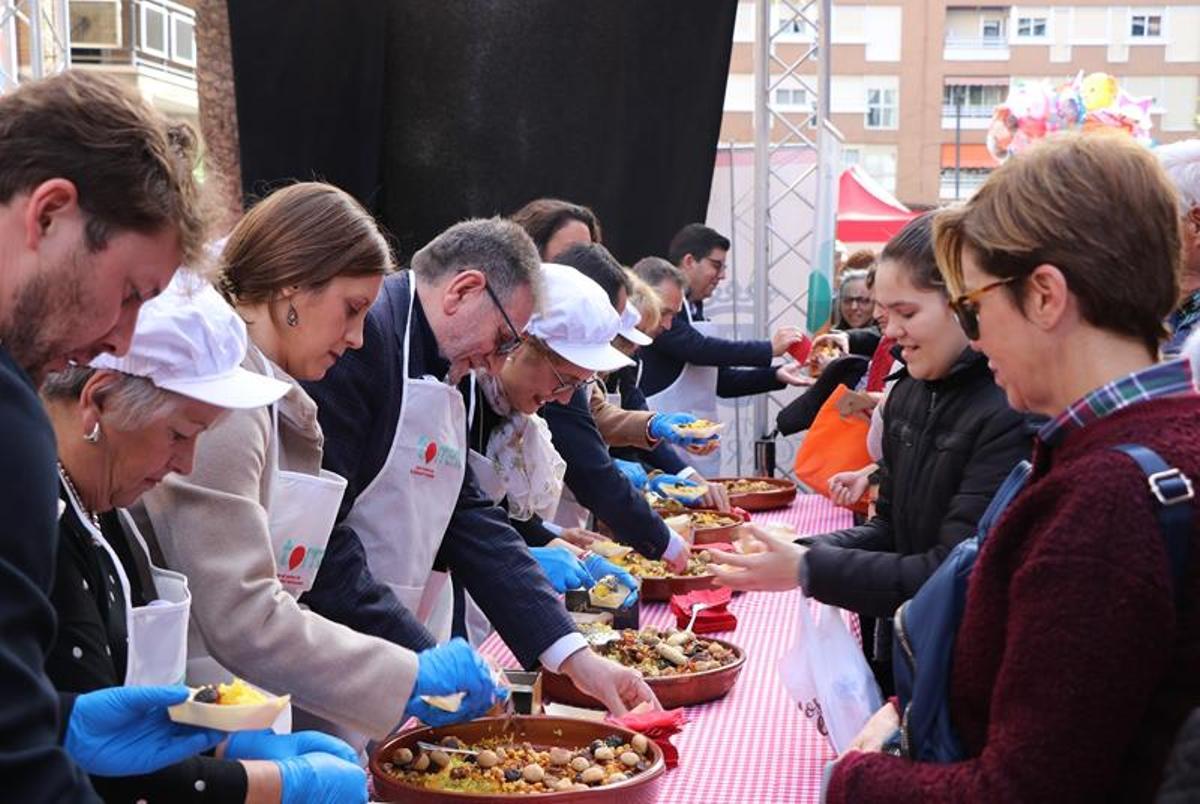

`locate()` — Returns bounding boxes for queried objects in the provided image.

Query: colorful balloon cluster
[986,72,1155,162]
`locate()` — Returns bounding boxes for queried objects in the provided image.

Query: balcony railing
[943,34,1009,49]
[941,104,999,119]
[939,172,991,199]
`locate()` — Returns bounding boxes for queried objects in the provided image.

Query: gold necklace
[58,462,101,531]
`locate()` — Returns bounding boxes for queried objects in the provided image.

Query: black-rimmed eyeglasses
[483,282,524,356]
[543,351,595,396]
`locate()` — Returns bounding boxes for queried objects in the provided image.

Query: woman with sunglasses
[711,212,1031,693]
[822,132,1200,804]
[455,264,644,642]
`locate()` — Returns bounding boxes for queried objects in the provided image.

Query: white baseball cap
[91,271,290,409]
[617,304,653,346]
[525,263,635,372]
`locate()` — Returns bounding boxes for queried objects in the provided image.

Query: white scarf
[478,373,566,521]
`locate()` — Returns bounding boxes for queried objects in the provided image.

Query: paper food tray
[168,686,290,732]
[671,421,725,440]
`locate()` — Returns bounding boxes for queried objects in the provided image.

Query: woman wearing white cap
[42,272,367,803]
[131,183,504,750]
[460,265,644,639]
[509,203,721,499]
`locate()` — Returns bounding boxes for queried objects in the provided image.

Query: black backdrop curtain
[228,1,737,265]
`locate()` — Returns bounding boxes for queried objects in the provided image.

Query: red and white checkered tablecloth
[478,493,855,804]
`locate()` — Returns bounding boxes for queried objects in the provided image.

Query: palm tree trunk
[195,0,243,234]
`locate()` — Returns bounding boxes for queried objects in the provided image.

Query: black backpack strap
[1111,444,1194,604]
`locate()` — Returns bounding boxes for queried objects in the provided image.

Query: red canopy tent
[836,165,917,243]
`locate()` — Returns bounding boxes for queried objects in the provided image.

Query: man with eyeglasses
[641,223,810,473]
[304,218,658,716]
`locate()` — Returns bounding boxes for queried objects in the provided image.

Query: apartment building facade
[7,0,198,123]
[721,0,1200,208]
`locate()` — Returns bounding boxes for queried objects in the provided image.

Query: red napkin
[609,708,688,768]
[670,586,737,634]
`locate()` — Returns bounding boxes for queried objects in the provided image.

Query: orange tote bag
[792,384,872,515]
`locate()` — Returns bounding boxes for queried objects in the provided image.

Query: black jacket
[0,348,98,802]
[48,494,247,802]
[539,388,672,559]
[801,348,1034,619]
[639,299,783,399]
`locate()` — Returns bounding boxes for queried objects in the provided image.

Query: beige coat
[588,382,656,449]
[133,346,417,739]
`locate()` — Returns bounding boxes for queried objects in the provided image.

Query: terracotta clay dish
[611,546,718,602]
[370,716,666,802]
[542,628,745,710]
[709,477,798,511]
[684,508,746,545]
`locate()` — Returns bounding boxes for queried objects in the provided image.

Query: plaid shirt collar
[1037,359,1196,448]
[1164,289,1200,358]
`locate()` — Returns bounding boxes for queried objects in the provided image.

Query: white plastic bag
[778,596,883,754]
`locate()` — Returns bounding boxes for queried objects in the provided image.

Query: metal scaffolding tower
[750,0,839,477]
[1,0,70,92]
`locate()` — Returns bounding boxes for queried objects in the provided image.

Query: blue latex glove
[613,458,649,490]
[648,473,704,503]
[582,554,639,604]
[277,752,367,804]
[224,729,358,765]
[649,412,712,446]
[531,545,593,592]
[405,638,507,727]
[64,685,223,777]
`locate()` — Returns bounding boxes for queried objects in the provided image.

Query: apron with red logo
[340,278,467,642]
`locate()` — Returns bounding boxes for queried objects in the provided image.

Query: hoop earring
[83,423,101,444]
[287,304,299,327]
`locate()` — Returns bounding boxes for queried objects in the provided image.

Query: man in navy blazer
[303,219,655,715]
[639,224,809,400]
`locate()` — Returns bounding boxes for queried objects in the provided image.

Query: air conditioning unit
[70,1,123,49]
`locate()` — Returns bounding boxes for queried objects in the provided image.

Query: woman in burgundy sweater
[827,134,1200,801]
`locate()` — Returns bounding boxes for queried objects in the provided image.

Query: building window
[140,3,167,57]
[862,150,898,192]
[1016,16,1047,37]
[1130,13,1162,38]
[981,19,1004,39]
[841,148,861,168]
[775,87,810,108]
[865,87,898,129]
[171,13,195,65]
[69,1,123,49]
[943,84,1007,117]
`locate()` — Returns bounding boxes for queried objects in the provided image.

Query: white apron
[60,473,190,687]
[603,358,644,409]
[461,377,501,646]
[263,363,348,599]
[341,279,466,643]
[551,486,591,530]
[646,301,723,476]
[466,375,509,505]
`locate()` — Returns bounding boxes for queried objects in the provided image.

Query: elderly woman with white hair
[1157,138,1200,356]
[42,274,367,804]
